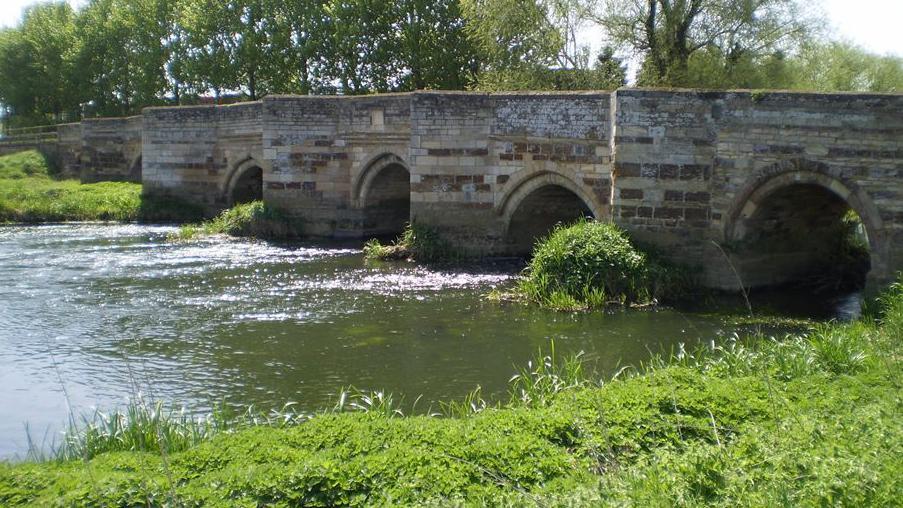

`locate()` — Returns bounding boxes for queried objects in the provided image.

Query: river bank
[2,274,899,505]
[0,150,202,224]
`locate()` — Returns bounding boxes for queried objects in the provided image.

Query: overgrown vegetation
[0,150,203,223]
[518,219,692,310]
[2,278,900,505]
[363,222,460,263]
[169,201,302,241]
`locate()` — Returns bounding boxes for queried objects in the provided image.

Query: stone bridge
[16,89,903,290]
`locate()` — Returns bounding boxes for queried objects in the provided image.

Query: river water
[0,225,856,458]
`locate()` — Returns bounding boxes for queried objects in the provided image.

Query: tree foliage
[0,0,898,128]
[591,0,816,86]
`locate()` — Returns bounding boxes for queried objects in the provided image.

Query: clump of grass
[363,222,460,263]
[48,399,311,462]
[509,341,590,407]
[169,201,301,241]
[519,219,692,309]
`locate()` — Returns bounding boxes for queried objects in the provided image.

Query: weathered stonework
[7,88,902,290]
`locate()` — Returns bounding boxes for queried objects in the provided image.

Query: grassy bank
[0,150,202,223]
[2,281,900,506]
[169,201,302,241]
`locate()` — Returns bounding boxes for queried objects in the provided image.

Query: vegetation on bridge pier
[363,223,461,263]
[516,220,693,311]
[169,201,303,242]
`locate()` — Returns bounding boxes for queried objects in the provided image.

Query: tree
[788,40,903,93]
[461,0,565,89]
[591,0,817,87]
[397,0,479,91]
[0,2,82,125]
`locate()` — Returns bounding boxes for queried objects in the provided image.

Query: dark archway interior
[364,163,411,238]
[507,185,593,255]
[232,166,263,204]
[734,183,871,291]
[129,156,142,182]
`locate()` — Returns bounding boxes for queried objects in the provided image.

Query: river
[0,225,858,458]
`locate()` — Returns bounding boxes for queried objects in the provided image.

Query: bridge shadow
[730,182,872,293]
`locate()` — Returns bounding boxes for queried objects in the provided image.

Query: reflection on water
[0,224,854,458]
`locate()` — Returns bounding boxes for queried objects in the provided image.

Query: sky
[0,0,900,58]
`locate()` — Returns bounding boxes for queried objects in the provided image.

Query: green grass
[0,150,204,223]
[169,201,302,241]
[363,222,461,263]
[2,279,901,506]
[519,219,694,310]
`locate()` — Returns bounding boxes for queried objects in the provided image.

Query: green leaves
[520,219,691,309]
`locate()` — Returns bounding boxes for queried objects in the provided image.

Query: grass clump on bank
[0,150,203,223]
[519,219,692,310]
[170,201,302,241]
[363,222,460,262]
[3,279,901,506]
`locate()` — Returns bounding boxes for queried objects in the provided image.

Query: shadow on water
[0,225,863,458]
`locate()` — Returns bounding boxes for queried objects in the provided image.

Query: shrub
[170,201,302,241]
[520,219,691,308]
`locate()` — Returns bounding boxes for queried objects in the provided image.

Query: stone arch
[496,169,605,221]
[352,153,410,207]
[725,163,885,289]
[353,152,411,237]
[224,157,264,205]
[498,170,601,254]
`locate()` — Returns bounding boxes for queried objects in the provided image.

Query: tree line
[1,0,900,127]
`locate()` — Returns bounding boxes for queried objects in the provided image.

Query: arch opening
[129,155,142,182]
[506,184,594,255]
[230,165,263,205]
[731,183,871,293]
[361,162,411,239]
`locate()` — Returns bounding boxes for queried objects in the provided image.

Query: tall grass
[43,399,311,463]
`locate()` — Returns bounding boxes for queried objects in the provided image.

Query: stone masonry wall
[142,102,262,213]
[77,88,903,289]
[410,91,613,253]
[79,116,143,183]
[262,94,410,236]
[610,89,903,289]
